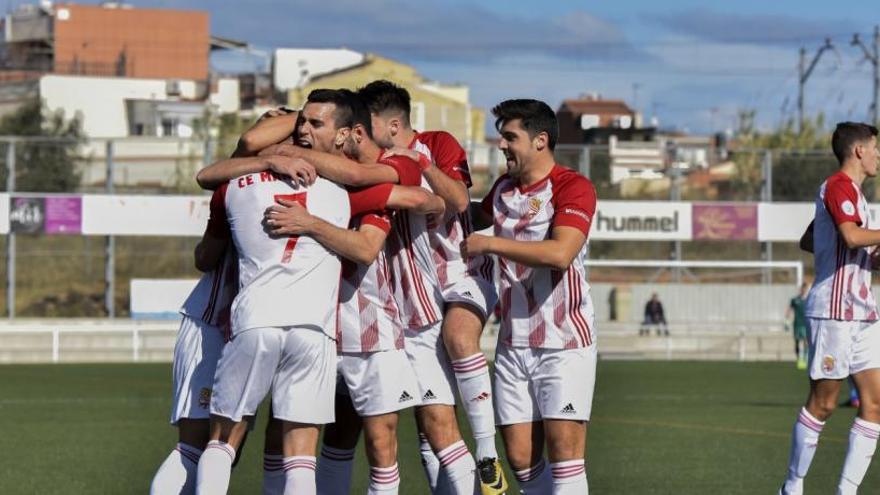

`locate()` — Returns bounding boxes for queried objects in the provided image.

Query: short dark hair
[340,89,373,139]
[491,99,558,150]
[357,80,411,123]
[305,88,354,129]
[832,122,878,164]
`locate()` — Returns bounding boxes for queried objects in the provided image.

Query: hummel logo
[423,389,437,401]
[399,391,413,403]
[470,392,491,402]
[560,403,577,414]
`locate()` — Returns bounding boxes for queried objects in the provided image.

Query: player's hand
[259,143,302,158]
[870,247,880,270]
[264,199,315,235]
[257,107,292,122]
[263,155,316,186]
[461,233,492,258]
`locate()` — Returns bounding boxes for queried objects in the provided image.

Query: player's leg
[837,320,880,495]
[153,316,223,494]
[500,422,551,494]
[263,415,285,495]
[363,413,401,494]
[533,346,596,495]
[494,343,552,493]
[272,327,337,494]
[197,327,282,495]
[316,394,362,495]
[406,323,477,493]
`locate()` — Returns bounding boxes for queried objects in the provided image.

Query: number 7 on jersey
[274,193,307,263]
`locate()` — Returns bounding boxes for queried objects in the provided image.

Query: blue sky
[12,0,880,134]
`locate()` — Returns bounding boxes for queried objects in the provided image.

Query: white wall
[273,48,363,90]
[210,78,240,114]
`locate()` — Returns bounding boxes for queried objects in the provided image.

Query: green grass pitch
[0,360,876,494]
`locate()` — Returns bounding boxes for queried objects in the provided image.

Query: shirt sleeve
[425,132,472,188]
[348,183,393,217]
[205,183,230,239]
[551,174,596,237]
[359,211,393,234]
[824,180,862,226]
[378,155,422,186]
[481,176,504,216]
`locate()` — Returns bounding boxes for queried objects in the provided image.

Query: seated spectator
[639,293,669,336]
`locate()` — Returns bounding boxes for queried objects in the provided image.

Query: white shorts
[170,315,225,424]
[210,326,337,424]
[493,343,597,424]
[337,349,422,416]
[442,274,498,321]
[808,318,880,380]
[404,322,456,406]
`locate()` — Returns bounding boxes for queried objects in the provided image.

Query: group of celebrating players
[149,80,598,495]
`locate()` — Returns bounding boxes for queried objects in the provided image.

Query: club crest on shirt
[528,197,543,217]
[842,200,855,216]
[822,355,835,373]
[199,387,212,408]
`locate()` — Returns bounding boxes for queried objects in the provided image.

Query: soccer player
[786,283,809,370]
[149,246,236,494]
[264,98,445,494]
[357,79,505,493]
[463,99,597,494]
[779,122,880,495]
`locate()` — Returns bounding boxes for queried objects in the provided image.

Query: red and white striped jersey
[481,165,597,349]
[409,131,494,289]
[180,246,238,335]
[805,171,878,321]
[337,212,404,352]
[381,149,444,329]
[208,172,391,337]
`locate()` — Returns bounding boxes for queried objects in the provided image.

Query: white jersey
[179,247,238,333]
[482,165,597,349]
[805,171,878,321]
[210,172,350,336]
[337,212,405,352]
[409,131,494,290]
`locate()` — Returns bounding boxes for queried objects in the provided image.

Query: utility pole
[799,38,835,134]
[851,26,880,125]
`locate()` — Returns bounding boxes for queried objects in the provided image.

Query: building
[274,49,485,145]
[557,95,651,145]
[1,1,210,80]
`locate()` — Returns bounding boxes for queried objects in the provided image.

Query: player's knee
[443,331,480,359]
[859,395,880,420]
[418,406,460,447]
[807,396,837,420]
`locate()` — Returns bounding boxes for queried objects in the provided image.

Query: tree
[0,96,84,192]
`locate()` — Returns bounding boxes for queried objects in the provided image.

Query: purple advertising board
[44,196,82,234]
[692,203,758,241]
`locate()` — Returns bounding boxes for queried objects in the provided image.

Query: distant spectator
[639,293,668,336]
[608,287,618,321]
[786,282,809,370]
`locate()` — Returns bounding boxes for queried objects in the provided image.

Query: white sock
[315,446,355,495]
[514,458,552,494]
[550,459,588,495]
[195,441,235,495]
[437,440,477,495]
[263,454,285,495]
[782,407,825,495]
[368,463,401,494]
[418,433,442,491]
[837,418,880,495]
[151,442,202,495]
[283,456,317,495]
[451,353,498,460]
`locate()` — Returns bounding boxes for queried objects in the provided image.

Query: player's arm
[194,185,230,271]
[462,226,586,271]
[387,185,445,215]
[836,222,880,249]
[799,220,814,253]
[384,147,469,212]
[470,200,493,231]
[260,144,399,187]
[234,108,298,157]
[196,154,316,190]
[264,202,388,265]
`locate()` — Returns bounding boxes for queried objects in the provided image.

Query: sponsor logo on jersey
[470,391,491,402]
[198,387,212,409]
[399,391,414,403]
[560,403,577,414]
[422,389,437,401]
[842,200,856,216]
[822,355,836,373]
[563,208,592,224]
